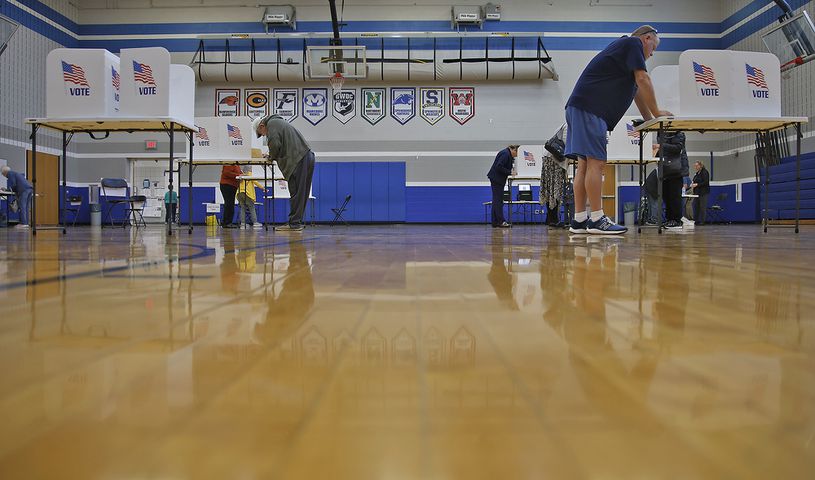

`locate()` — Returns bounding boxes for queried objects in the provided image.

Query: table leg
[638,130,643,234]
[61,131,67,234]
[188,133,194,235]
[31,123,37,235]
[168,122,174,237]
[795,122,801,234]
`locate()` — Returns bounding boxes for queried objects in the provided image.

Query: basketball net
[329,72,345,96]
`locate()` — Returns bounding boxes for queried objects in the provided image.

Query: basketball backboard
[305,46,367,79]
[762,11,815,71]
[0,13,19,58]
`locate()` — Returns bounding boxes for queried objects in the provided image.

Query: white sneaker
[15,224,30,229]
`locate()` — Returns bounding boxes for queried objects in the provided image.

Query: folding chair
[127,195,147,228]
[707,193,728,224]
[65,192,83,227]
[100,178,130,227]
[331,194,351,226]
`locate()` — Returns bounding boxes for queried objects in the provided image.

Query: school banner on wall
[273,88,299,122]
[332,89,356,124]
[419,87,445,125]
[244,88,269,119]
[302,88,328,125]
[216,88,240,116]
[361,88,386,125]
[449,87,475,125]
[390,87,416,124]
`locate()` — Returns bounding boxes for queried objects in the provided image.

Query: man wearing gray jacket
[253,114,315,231]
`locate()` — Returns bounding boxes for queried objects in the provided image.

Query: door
[602,165,617,221]
[26,151,59,226]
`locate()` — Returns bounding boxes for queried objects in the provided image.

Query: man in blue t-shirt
[565,25,672,235]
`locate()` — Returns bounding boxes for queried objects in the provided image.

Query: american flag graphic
[62,61,89,86]
[112,67,120,90]
[745,63,768,89]
[227,124,242,140]
[626,123,639,139]
[195,127,209,141]
[133,61,156,85]
[693,62,719,87]
[523,150,534,162]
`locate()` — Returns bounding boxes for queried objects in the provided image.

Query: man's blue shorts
[565,106,608,161]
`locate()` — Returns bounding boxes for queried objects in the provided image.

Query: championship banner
[419,87,445,125]
[273,88,299,122]
[244,88,269,119]
[361,88,386,125]
[449,87,475,125]
[390,87,416,125]
[303,88,328,125]
[216,88,240,116]
[332,89,357,124]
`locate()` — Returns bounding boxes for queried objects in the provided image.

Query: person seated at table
[164,184,178,224]
[487,145,518,228]
[237,168,263,228]
[1,165,33,229]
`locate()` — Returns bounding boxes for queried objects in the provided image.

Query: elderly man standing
[1,165,33,229]
[566,25,672,235]
[253,114,315,231]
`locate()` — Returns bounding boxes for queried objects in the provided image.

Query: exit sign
[145,140,158,150]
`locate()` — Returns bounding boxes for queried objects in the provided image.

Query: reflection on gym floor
[0,225,813,479]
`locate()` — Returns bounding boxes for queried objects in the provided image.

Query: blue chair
[65,190,83,227]
[100,178,131,227]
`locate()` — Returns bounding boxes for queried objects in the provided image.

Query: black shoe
[664,220,683,231]
[223,224,238,229]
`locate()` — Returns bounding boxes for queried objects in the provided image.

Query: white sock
[575,211,588,222]
[590,210,605,222]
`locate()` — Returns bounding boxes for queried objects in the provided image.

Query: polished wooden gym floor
[0,224,813,479]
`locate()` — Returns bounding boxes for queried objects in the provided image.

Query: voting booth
[120,47,195,126]
[608,116,653,161]
[678,49,781,118]
[46,48,121,118]
[217,116,253,160]
[192,117,220,159]
[651,65,681,116]
[515,145,545,178]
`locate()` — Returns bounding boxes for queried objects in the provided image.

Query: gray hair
[0,165,10,175]
[632,25,658,37]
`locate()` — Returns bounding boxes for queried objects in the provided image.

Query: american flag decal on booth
[133,61,156,85]
[745,63,768,89]
[62,61,89,87]
[692,62,719,87]
[227,124,242,140]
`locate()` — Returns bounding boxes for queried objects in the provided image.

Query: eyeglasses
[642,29,658,36]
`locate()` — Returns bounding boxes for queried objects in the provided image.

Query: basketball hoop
[329,71,345,96]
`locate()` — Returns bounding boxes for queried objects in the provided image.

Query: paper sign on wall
[390,87,416,125]
[303,88,329,125]
[419,87,445,125]
[449,87,475,125]
[216,89,240,116]
[361,88,386,125]
[245,88,269,119]
[273,88,299,122]
[332,89,357,124]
